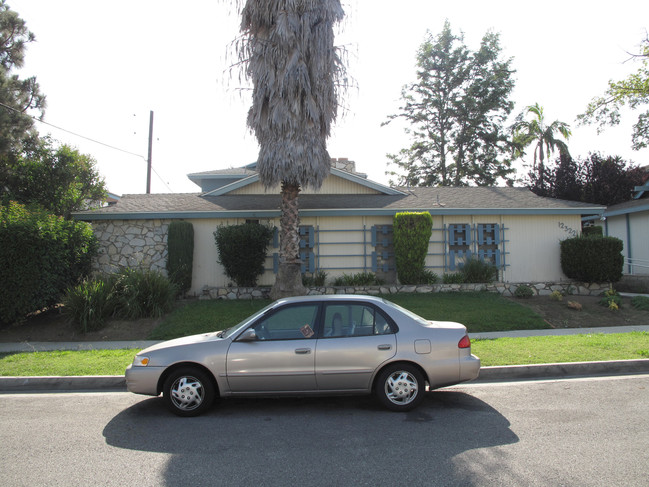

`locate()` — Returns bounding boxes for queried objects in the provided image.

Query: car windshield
[220,301,277,339]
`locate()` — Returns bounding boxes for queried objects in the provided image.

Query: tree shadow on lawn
[103,391,518,486]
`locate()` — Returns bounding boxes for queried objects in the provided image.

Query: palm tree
[513,103,571,186]
[237,1,346,299]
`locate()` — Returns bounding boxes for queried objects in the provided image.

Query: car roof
[273,294,387,306]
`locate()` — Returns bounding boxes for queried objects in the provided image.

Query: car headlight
[132,355,150,367]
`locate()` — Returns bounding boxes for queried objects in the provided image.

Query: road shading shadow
[103,390,518,486]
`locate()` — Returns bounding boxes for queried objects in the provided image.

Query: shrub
[599,288,622,310]
[63,278,114,332]
[333,272,385,286]
[110,268,176,319]
[166,221,194,296]
[63,269,176,331]
[631,296,649,311]
[459,257,498,283]
[393,212,433,285]
[303,270,328,287]
[419,269,439,285]
[560,236,623,283]
[214,223,274,287]
[0,202,97,326]
[582,226,603,237]
[514,285,534,299]
[550,290,563,301]
[442,273,465,284]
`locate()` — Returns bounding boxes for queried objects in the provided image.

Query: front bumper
[125,364,165,396]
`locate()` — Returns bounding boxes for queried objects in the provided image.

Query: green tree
[236,0,346,298]
[1,136,107,218]
[529,152,645,206]
[512,103,571,187]
[385,21,516,187]
[578,36,649,150]
[0,0,46,155]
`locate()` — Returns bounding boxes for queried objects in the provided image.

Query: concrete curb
[2,359,648,393]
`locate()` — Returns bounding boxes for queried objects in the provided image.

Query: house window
[448,224,471,270]
[477,224,500,266]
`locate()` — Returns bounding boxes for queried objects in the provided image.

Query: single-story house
[74,159,605,295]
[596,179,649,275]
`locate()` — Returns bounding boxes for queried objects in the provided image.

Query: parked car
[126,295,480,416]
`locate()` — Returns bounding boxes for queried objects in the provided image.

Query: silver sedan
[126,295,480,416]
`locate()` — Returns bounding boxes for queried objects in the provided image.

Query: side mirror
[237,328,257,342]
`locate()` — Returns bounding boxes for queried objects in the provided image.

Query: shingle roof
[74,186,604,220]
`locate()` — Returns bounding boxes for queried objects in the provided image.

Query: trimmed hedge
[0,202,97,325]
[560,235,624,283]
[214,223,274,287]
[166,221,194,295]
[393,212,433,285]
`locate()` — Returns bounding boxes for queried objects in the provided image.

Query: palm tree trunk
[270,181,306,300]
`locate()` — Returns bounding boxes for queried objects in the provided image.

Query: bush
[599,288,622,310]
[63,269,176,331]
[110,268,176,319]
[0,202,97,326]
[393,212,433,285]
[582,226,603,237]
[571,235,624,281]
[333,272,385,286]
[514,285,534,299]
[459,257,498,283]
[560,236,624,283]
[166,221,194,296]
[303,270,328,287]
[63,278,114,332]
[631,296,649,311]
[214,223,274,287]
[443,273,465,284]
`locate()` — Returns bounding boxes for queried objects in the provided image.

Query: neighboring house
[73,159,604,295]
[597,179,649,275]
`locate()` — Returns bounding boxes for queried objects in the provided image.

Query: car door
[315,302,396,391]
[226,303,319,393]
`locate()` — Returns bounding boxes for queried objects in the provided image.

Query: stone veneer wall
[91,219,170,275]
[200,281,610,300]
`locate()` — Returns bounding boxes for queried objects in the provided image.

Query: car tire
[163,367,215,417]
[375,363,425,412]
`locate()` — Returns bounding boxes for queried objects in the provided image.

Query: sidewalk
[1,325,649,392]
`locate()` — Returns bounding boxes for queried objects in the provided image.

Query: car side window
[251,304,319,341]
[323,304,394,337]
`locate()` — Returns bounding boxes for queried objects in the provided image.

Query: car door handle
[378,344,392,351]
[295,348,311,355]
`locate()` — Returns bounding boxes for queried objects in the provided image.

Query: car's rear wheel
[375,364,425,412]
[163,367,215,417]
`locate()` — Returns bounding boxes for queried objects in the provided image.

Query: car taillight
[458,335,471,349]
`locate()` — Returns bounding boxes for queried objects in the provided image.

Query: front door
[226,303,319,393]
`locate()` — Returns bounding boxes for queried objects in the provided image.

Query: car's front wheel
[163,367,215,417]
[375,364,425,412]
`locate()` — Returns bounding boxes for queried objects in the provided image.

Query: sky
[8,0,649,195]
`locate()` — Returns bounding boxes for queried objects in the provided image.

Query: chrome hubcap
[170,376,204,410]
[385,371,419,405]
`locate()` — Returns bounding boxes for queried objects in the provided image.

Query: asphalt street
[1,375,648,487]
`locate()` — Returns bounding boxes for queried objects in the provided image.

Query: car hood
[140,332,223,354]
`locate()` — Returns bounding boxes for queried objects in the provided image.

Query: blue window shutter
[464,224,472,246]
[371,226,378,247]
[371,251,378,272]
[273,227,279,248]
[273,253,279,273]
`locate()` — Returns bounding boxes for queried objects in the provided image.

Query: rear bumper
[460,353,481,381]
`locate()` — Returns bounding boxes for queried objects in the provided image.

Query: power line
[0,101,175,192]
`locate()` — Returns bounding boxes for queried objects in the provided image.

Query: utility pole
[146,110,154,194]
